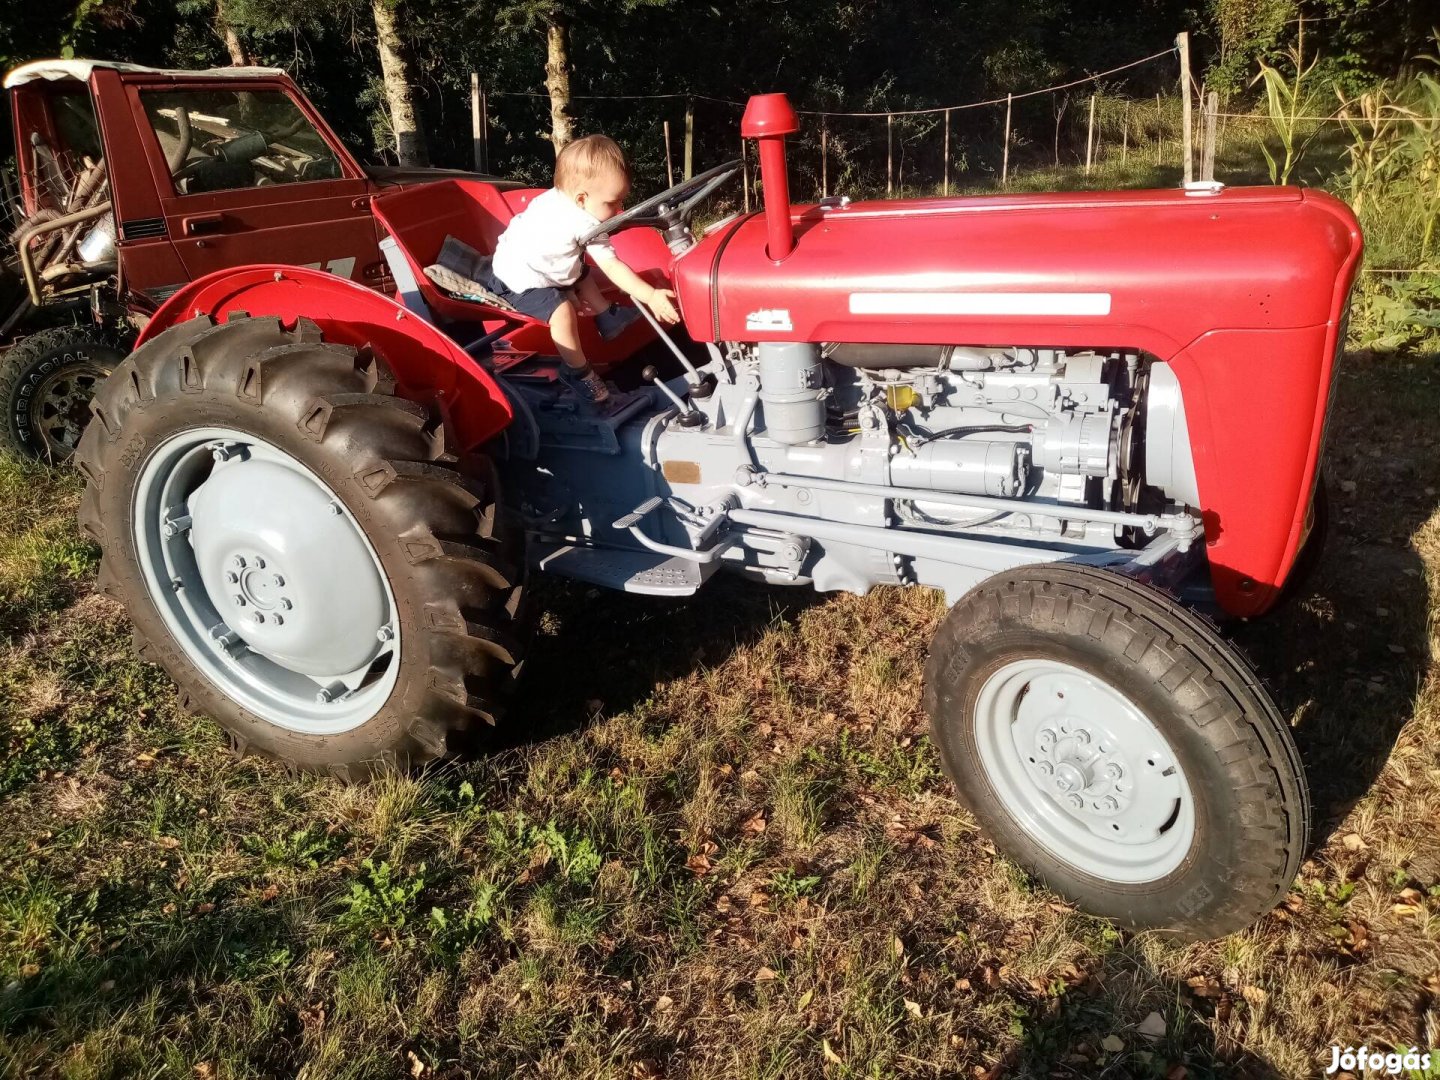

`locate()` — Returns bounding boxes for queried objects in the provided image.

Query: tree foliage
[0,0,1432,184]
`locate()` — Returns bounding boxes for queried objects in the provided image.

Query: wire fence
[472,43,1194,197]
[467,40,1436,279]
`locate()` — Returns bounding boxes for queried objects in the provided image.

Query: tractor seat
[372,179,661,367]
[371,179,519,325]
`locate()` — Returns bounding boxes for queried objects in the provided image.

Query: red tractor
[0,58,654,460]
[75,92,1359,939]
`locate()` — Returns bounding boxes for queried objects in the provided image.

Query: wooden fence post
[886,113,894,196]
[470,73,484,172]
[821,115,829,198]
[1177,30,1193,183]
[1122,102,1129,165]
[683,100,694,180]
[1002,93,1012,187]
[663,120,674,186]
[943,108,950,195]
[1156,92,1162,165]
[1085,93,1096,174]
[1201,90,1218,181]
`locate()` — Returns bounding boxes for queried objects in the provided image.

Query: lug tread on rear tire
[923,563,1309,939]
[75,314,527,773]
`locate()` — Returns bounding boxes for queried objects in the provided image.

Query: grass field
[0,343,1438,1079]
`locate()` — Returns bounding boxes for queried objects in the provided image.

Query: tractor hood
[673,186,1361,358]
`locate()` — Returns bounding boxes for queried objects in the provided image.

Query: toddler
[490,134,680,405]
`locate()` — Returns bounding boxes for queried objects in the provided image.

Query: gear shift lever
[643,366,704,427]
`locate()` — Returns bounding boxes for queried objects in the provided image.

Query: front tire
[923,563,1308,939]
[1,325,123,462]
[75,315,528,775]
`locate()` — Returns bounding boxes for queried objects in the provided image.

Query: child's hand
[645,287,681,324]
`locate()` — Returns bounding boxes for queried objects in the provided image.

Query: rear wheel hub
[133,426,400,734]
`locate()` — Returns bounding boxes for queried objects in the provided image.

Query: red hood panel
[675,187,1359,357]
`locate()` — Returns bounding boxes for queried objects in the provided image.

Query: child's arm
[594,255,681,324]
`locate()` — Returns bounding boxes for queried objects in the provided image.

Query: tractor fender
[138,265,512,449]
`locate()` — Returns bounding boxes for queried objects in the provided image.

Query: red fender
[138,265,513,450]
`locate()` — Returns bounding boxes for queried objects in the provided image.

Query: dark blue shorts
[474,263,589,322]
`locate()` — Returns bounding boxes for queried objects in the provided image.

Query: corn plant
[1252,41,1330,185]
[1336,33,1440,347]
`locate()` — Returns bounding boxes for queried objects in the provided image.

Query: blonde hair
[555,134,630,193]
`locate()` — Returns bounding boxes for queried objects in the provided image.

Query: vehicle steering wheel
[581,158,742,244]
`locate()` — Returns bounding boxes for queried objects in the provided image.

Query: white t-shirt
[491,187,618,292]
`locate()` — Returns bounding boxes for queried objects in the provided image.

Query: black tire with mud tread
[74,314,528,774]
[1,325,123,461]
[923,563,1309,939]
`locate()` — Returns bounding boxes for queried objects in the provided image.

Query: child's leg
[548,297,587,368]
[548,297,610,403]
[574,273,609,316]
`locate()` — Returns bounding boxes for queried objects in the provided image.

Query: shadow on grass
[0,893,313,1076]
[478,572,828,755]
[1014,947,1291,1079]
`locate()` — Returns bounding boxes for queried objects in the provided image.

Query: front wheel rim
[133,425,400,735]
[972,658,1196,884]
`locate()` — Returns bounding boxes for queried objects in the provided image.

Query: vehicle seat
[372,179,663,368]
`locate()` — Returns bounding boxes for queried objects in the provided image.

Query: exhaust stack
[740,93,799,261]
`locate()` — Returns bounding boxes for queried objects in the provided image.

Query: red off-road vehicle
[0,58,654,460]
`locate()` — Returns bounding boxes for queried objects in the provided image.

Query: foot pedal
[613,497,663,531]
[531,541,721,596]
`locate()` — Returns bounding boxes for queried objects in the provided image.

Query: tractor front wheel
[923,563,1308,939]
[75,315,527,775]
[1,325,123,462]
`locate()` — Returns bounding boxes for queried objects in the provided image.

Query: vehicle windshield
[141,88,343,195]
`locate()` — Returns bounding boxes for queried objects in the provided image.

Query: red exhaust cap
[741,93,799,138]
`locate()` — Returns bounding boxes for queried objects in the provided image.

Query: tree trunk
[371,0,430,167]
[545,14,574,153]
[215,0,250,65]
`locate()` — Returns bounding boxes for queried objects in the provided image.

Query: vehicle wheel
[74,314,528,775]
[923,563,1308,939]
[0,325,123,462]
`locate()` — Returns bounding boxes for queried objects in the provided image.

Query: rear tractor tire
[1,325,123,462]
[923,563,1309,939]
[74,314,528,775]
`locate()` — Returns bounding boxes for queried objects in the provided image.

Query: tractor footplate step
[531,542,719,596]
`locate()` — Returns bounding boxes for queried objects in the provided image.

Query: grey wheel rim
[973,658,1196,884]
[133,426,400,735]
[31,357,111,458]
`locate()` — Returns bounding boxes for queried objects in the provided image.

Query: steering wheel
[581,158,742,244]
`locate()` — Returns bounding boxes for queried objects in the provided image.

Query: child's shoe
[594,302,643,340]
[557,361,612,405]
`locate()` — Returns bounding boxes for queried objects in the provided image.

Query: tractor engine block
[510,338,1193,601]
[662,341,1140,513]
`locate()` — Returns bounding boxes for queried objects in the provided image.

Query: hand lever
[643,366,704,427]
[632,302,705,388]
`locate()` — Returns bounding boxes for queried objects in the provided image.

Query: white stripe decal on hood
[849,292,1112,316]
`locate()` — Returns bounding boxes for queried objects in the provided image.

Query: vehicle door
[129,82,384,288]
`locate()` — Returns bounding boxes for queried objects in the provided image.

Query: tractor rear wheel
[74,314,527,775]
[1,325,123,462]
[923,563,1308,939]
